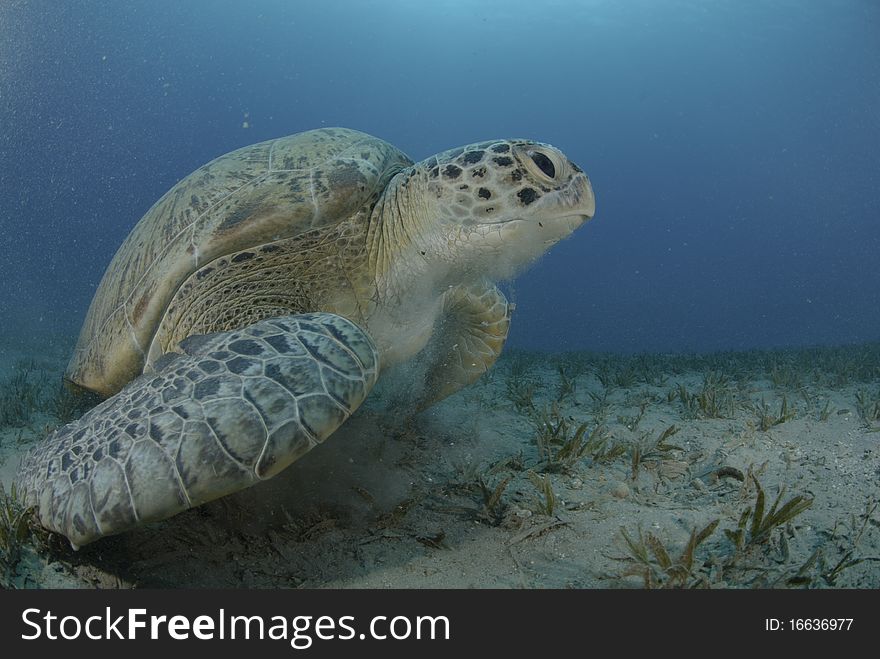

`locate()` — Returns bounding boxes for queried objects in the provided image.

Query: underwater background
[1,0,880,592]
[0,0,878,356]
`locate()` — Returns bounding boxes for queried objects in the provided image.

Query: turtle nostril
[529,151,555,179]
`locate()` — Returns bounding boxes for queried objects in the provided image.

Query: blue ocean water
[1,0,878,355]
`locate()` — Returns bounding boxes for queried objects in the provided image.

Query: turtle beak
[543,173,594,242]
[572,173,595,220]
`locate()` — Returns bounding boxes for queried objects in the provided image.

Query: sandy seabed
[1,334,878,589]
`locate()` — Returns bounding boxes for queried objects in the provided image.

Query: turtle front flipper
[17,313,379,549]
[418,280,511,408]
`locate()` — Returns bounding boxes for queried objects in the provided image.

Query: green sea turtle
[17,127,595,548]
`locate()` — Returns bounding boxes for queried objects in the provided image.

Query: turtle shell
[66,127,411,397]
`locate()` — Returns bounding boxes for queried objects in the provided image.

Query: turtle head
[410,139,595,281]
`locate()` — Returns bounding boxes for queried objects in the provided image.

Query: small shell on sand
[610,481,630,499]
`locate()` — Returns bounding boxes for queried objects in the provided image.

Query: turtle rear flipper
[17,313,379,549]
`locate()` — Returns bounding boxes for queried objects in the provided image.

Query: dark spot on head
[260,244,280,253]
[458,184,469,190]
[485,207,495,213]
[511,169,523,182]
[361,151,371,160]
[478,188,491,200]
[491,143,510,153]
[231,251,255,263]
[493,156,514,167]
[461,151,484,165]
[191,194,201,206]
[517,188,540,205]
[430,166,439,178]
[443,164,462,179]
[472,167,487,178]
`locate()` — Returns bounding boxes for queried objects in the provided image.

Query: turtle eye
[528,150,556,179]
